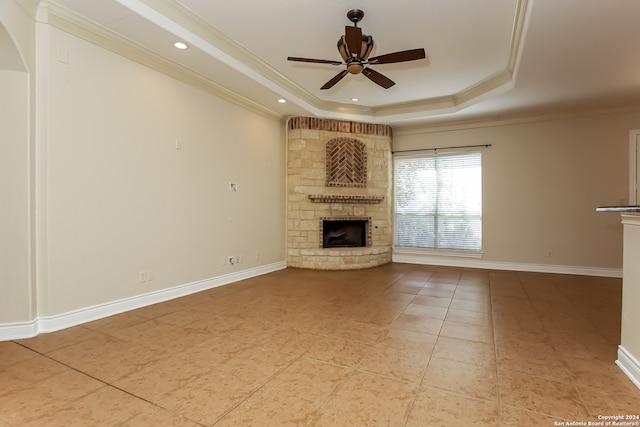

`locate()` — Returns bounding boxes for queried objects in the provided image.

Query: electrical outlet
[138,270,154,283]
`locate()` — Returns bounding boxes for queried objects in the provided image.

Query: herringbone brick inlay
[326,138,367,187]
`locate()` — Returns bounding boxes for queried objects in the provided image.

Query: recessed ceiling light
[278,98,287,104]
[351,97,359,102]
[174,41,188,50]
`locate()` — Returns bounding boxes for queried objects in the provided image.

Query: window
[394,151,482,252]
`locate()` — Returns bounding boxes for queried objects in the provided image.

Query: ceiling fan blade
[368,48,426,64]
[362,68,395,89]
[288,57,343,66]
[321,70,349,90]
[345,25,363,56]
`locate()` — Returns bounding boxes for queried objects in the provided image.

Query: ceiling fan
[287,9,427,90]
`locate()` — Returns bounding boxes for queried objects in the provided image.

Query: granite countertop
[596,206,640,212]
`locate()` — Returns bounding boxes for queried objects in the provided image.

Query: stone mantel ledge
[308,194,385,204]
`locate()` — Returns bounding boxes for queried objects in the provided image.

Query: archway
[0,19,32,330]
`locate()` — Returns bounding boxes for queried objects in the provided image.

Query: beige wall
[1,0,286,330]
[393,112,638,271]
[0,1,36,325]
[39,27,286,317]
[0,70,31,323]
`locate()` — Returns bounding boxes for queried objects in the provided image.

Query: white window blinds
[394,151,482,251]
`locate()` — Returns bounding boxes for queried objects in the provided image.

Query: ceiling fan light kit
[287,9,427,90]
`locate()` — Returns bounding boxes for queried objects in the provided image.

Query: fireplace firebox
[322,219,368,248]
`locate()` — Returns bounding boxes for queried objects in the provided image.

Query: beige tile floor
[2,263,640,426]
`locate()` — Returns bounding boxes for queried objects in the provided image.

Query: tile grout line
[10,340,202,425]
[401,269,457,427]
[489,271,505,426]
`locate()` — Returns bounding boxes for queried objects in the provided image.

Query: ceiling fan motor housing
[337,35,374,64]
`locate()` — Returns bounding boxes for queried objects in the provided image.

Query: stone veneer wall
[287,117,393,270]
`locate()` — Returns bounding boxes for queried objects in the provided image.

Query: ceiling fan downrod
[346,9,364,26]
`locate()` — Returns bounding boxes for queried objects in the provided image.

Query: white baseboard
[0,320,39,341]
[0,261,286,341]
[617,345,640,390]
[392,251,622,278]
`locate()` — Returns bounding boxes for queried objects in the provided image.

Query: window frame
[393,149,483,256]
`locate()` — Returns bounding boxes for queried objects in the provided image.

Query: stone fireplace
[286,117,393,270]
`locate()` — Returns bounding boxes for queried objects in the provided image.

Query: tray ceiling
[38,0,640,126]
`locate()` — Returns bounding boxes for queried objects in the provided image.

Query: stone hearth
[286,117,393,270]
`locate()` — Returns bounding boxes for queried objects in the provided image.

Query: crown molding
[393,100,640,135]
[46,1,284,121]
[116,0,322,111]
[508,0,530,74]
[372,70,516,122]
[43,0,531,125]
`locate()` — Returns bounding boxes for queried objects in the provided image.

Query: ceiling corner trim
[454,71,515,108]
[374,96,457,119]
[368,70,515,123]
[508,0,532,74]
